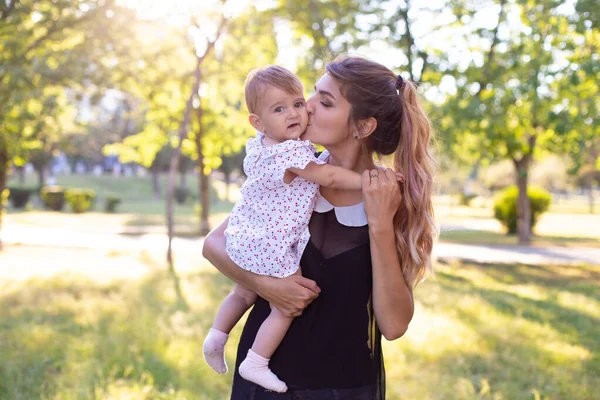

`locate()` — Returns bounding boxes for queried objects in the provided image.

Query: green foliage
[7,187,34,209]
[493,186,551,235]
[1,188,8,210]
[104,196,122,213]
[458,193,477,206]
[174,187,191,205]
[40,186,66,211]
[65,189,96,214]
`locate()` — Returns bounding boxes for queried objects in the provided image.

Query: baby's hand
[395,172,405,184]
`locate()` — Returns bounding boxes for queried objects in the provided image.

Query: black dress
[230,205,386,400]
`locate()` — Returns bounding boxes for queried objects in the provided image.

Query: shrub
[7,187,34,208]
[174,187,190,204]
[104,196,121,213]
[1,188,8,209]
[41,186,66,211]
[493,185,551,234]
[1,188,7,224]
[65,189,96,214]
[458,193,477,206]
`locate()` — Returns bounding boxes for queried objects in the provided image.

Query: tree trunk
[0,146,8,251]
[180,170,187,188]
[151,169,161,200]
[166,141,187,310]
[514,158,532,244]
[17,166,25,184]
[587,173,595,214]
[195,103,210,236]
[37,166,46,189]
[224,172,231,202]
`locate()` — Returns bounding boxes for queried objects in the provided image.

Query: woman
[202,55,437,399]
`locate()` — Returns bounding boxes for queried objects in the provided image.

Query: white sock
[203,328,229,374]
[238,349,287,393]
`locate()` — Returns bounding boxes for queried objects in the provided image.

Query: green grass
[6,173,238,216]
[6,174,600,247]
[440,229,600,248]
[0,247,598,399]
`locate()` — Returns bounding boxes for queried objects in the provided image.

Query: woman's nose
[306,98,315,116]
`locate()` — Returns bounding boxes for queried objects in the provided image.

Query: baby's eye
[295,101,305,108]
[274,106,284,112]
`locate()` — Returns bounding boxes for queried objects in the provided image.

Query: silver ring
[370,173,378,178]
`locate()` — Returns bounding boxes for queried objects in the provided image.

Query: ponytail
[326,56,437,288]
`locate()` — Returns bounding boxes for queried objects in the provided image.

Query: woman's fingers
[369,169,380,187]
[263,275,320,318]
[295,275,321,295]
[362,169,371,190]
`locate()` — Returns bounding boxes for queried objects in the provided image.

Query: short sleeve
[270,140,325,183]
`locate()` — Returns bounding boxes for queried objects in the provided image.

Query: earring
[354,135,358,139]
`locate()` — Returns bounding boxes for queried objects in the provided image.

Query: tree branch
[0,0,17,21]
[309,0,332,54]
[476,0,507,96]
[400,0,415,81]
[24,8,97,58]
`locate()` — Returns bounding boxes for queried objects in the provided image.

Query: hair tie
[395,74,404,90]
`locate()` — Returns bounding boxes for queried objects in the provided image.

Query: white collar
[313,150,368,227]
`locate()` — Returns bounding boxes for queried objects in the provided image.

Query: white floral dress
[224,132,325,278]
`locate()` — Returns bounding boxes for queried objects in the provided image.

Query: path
[2,224,599,267]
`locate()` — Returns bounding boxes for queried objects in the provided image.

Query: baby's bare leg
[203,284,257,374]
[238,268,301,393]
[214,284,257,333]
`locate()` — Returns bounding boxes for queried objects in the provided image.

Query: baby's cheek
[300,109,309,128]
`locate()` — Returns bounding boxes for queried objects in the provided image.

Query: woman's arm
[362,168,414,341]
[202,216,321,317]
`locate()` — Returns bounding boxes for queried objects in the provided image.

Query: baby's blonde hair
[244,65,303,114]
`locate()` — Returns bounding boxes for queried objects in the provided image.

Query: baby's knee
[233,285,258,306]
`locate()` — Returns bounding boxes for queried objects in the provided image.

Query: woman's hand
[257,275,321,318]
[362,168,403,232]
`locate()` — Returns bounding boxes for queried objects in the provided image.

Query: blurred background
[0,0,598,399]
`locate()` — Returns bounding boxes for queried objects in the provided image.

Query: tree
[549,6,599,213]
[438,0,586,243]
[0,0,138,249]
[275,0,363,84]
[218,148,245,202]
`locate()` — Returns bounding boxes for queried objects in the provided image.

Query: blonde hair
[326,55,437,288]
[244,65,304,114]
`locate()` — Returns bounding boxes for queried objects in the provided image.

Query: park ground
[1,174,599,399]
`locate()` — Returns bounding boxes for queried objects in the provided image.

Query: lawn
[6,173,240,216]
[5,173,600,247]
[0,246,597,399]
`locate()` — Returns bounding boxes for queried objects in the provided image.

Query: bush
[493,185,551,234]
[7,187,34,208]
[65,189,96,214]
[41,186,66,211]
[1,188,8,208]
[1,188,7,223]
[458,193,477,206]
[104,196,121,213]
[174,187,190,204]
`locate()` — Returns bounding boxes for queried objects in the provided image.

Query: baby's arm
[288,162,362,190]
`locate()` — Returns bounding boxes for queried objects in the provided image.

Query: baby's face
[254,86,308,141]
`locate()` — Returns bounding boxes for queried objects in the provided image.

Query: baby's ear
[249,114,264,132]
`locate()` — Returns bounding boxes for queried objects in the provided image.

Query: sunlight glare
[122,0,276,24]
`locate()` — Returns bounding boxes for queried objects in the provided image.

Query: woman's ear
[249,114,264,132]
[358,117,377,137]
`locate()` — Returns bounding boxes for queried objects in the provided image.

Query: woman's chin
[302,126,314,141]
